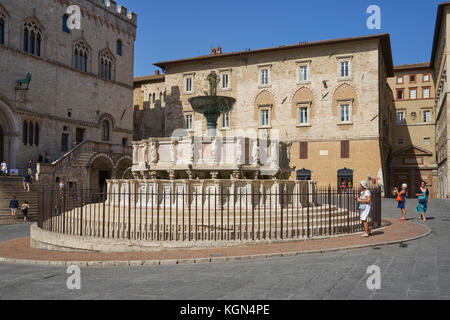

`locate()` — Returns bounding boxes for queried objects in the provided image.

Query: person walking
[1,160,7,176]
[20,202,30,223]
[415,181,431,222]
[27,160,33,175]
[23,172,32,192]
[9,196,19,220]
[356,180,372,237]
[393,183,408,221]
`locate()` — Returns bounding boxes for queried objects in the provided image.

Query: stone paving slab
[0,218,430,267]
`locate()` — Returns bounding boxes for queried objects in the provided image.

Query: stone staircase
[36,140,132,188]
[0,176,39,225]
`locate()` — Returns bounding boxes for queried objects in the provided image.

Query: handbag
[396,195,402,202]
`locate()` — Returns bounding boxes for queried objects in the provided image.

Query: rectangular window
[299,142,308,159]
[341,140,350,159]
[340,61,349,78]
[122,138,128,146]
[396,89,404,100]
[340,104,350,122]
[423,110,431,123]
[0,18,5,44]
[397,111,405,124]
[423,73,430,82]
[261,109,270,127]
[299,66,308,82]
[260,69,269,85]
[61,133,69,152]
[62,15,70,33]
[222,112,230,128]
[133,124,139,136]
[222,74,229,89]
[409,88,417,99]
[185,114,193,130]
[299,107,309,125]
[396,76,404,84]
[397,138,405,146]
[410,75,416,83]
[185,77,193,93]
[423,138,431,145]
[423,87,430,99]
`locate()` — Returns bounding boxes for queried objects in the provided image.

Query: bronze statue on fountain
[188,71,236,137]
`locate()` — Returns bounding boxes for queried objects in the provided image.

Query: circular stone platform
[0,219,431,267]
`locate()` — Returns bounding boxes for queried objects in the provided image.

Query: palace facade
[0,0,136,190]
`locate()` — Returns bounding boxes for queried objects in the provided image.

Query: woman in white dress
[356,180,372,237]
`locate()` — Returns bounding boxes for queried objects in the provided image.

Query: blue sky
[121,0,443,77]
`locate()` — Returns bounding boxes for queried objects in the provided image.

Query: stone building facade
[0,0,136,189]
[387,63,438,197]
[133,71,166,140]
[133,34,395,188]
[431,2,450,199]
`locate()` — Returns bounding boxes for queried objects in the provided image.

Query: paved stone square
[0,198,449,300]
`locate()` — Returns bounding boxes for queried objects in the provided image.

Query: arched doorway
[88,154,114,192]
[115,156,132,180]
[0,125,3,162]
[0,99,18,169]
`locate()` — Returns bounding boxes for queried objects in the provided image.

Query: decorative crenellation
[58,0,137,38]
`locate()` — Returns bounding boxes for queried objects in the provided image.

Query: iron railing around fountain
[37,186,382,242]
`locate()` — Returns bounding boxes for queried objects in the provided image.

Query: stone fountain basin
[188,96,236,115]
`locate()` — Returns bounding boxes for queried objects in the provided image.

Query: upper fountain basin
[188,96,236,115]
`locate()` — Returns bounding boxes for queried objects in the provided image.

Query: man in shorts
[9,196,19,220]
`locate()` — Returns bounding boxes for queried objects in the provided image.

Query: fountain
[188,71,236,137]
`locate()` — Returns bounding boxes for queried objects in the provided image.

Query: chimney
[211,48,216,55]
[217,46,222,54]
[155,70,160,76]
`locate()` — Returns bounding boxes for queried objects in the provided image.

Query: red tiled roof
[154,34,394,76]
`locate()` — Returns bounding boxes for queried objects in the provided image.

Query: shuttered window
[299,142,308,159]
[341,140,350,158]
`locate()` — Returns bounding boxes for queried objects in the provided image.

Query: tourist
[44,152,49,164]
[356,180,372,237]
[9,196,19,220]
[393,183,408,220]
[20,202,30,223]
[27,160,33,175]
[415,181,431,222]
[23,172,32,192]
[38,153,43,163]
[1,160,7,176]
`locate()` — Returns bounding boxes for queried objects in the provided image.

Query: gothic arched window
[23,121,28,145]
[0,8,6,45]
[74,40,90,72]
[102,120,110,141]
[23,19,43,57]
[99,49,114,81]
